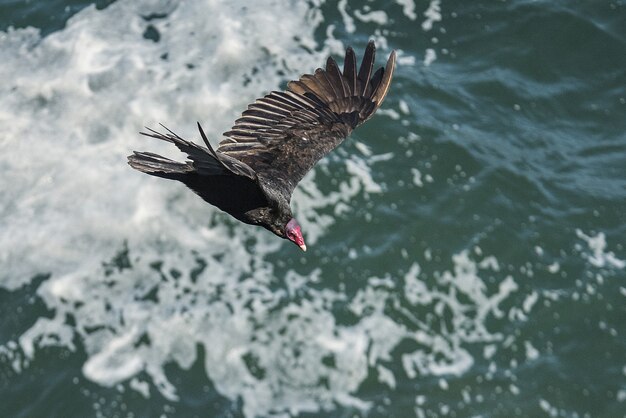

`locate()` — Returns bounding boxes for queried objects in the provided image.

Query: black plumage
[128,41,396,250]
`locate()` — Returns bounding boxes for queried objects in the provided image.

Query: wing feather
[357,41,376,96]
[343,47,358,95]
[371,49,397,105]
[300,73,334,103]
[316,67,339,98]
[326,57,350,98]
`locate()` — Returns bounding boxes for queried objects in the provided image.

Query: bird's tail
[129,123,257,181]
[127,151,192,179]
[128,124,225,180]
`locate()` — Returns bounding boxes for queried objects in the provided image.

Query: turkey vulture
[128,41,396,251]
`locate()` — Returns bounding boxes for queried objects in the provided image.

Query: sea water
[0,1,624,417]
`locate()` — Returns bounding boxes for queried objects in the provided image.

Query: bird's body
[128,42,396,250]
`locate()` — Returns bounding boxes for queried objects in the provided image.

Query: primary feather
[128,41,397,250]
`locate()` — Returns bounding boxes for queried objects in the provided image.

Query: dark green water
[0,1,625,417]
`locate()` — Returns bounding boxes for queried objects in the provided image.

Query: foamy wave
[0,0,331,290]
[4,242,519,416]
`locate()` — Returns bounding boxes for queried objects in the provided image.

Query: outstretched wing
[217,41,396,197]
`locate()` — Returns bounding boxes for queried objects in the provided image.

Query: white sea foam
[424,48,437,66]
[547,261,560,273]
[338,0,356,33]
[401,252,518,379]
[129,377,150,398]
[399,99,410,114]
[0,1,521,416]
[411,168,424,187]
[396,0,417,20]
[422,0,442,31]
[576,229,625,269]
[523,291,539,313]
[524,341,539,361]
[354,10,389,25]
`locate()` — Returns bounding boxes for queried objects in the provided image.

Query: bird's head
[285,218,306,251]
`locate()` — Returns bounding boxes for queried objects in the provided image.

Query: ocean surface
[0,0,625,417]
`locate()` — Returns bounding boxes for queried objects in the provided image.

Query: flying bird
[128,41,396,251]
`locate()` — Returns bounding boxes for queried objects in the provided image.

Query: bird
[128,41,396,251]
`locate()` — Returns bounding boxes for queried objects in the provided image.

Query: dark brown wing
[218,41,396,197]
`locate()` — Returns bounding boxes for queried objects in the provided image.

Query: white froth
[411,168,424,187]
[401,251,520,380]
[19,317,75,358]
[524,341,539,361]
[547,261,560,273]
[422,0,442,31]
[539,398,559,417]
[345,156,384,194]
[424,48,437,66]
[397,51,417,66]
[377,364,397,388]
[377,108,402,120]
[576,229,625,269]
[479,255,500,271]
[399,99,410,114]
[354,10,389,25]
[82,328,146,388]
[395,0,417,20]
[523,291,539,313]
[129,378,150,398]
[338,0,356,33]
